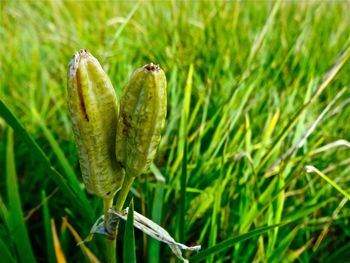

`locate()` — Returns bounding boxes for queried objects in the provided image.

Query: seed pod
[67,49,124,199]
[116,63,167,178]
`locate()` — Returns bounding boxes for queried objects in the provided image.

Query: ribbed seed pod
[116,63,167,178]
[67,49,124,199]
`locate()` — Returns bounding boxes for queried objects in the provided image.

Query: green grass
[1,1,350,262]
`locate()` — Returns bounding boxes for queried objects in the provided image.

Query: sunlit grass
[1,1,350,262]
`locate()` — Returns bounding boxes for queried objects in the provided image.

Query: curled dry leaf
[83,208,201,263]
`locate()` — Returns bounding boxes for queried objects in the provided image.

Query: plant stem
[104,197,116,263]
[104,176,135,263]
[114,176,135,211]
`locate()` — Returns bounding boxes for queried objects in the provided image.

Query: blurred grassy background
[1,1,350,262]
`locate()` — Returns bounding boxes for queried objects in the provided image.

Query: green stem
[114,176,135,250]
[115,176,135,211]
[104,176,135,263]
[104,197,116,263]
[106,238,116,263]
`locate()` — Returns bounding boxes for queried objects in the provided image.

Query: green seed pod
[67,49,124,199]
[116,63,167,178]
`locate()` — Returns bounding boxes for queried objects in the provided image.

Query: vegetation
[1,1,350,262]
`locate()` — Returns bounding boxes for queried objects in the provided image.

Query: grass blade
[178,64,193,242]
[325,242,350,263]
[268,226,299,262]
[190,222,289,262]
[148,166,165,263]
[41,191,56,263]
[179,139,187,243]
[0,100,94,222]
[258,45,350,170]
[248,0,281,65]
[104,2,140,58]
[170,64,193,176]
[305,165,350,199]
[51,219,67,263]
[62,217,101,263]
[35,113,89,207]
[0,196,10,230]
[123,199,136,263]
[284,198,334,222]
[6,128,37,263]
[0,238,15,263]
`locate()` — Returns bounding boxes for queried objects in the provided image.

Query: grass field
[1,1,350,262]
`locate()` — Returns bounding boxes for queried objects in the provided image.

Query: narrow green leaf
[306,165,350,199]
[123,199,136,263]
[179,139,187,243]
[0,100,93,222]
[177,65,193,242]
[0,196,10,228]
[104,2,140,58]
[0,238,15,263]
[148,180,164,263]
[170,64,193,176]
[258,45,350,170]
[267,173,285,256]
[240,176,279,232]
[325,242,350,263]
[209,80,255,159]
[41,191,55,263]
[6,128,37,263]
[284,199,334,222]
[268,226,299,262]
[36,115,89,207]
[247,0,281,64]
[191,222,289,262]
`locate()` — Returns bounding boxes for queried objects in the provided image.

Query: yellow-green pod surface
[67,49,124,199]
[116,63,167,178]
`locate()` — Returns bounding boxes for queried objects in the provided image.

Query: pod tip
[144,62,160,71]
[68,49,90,78]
